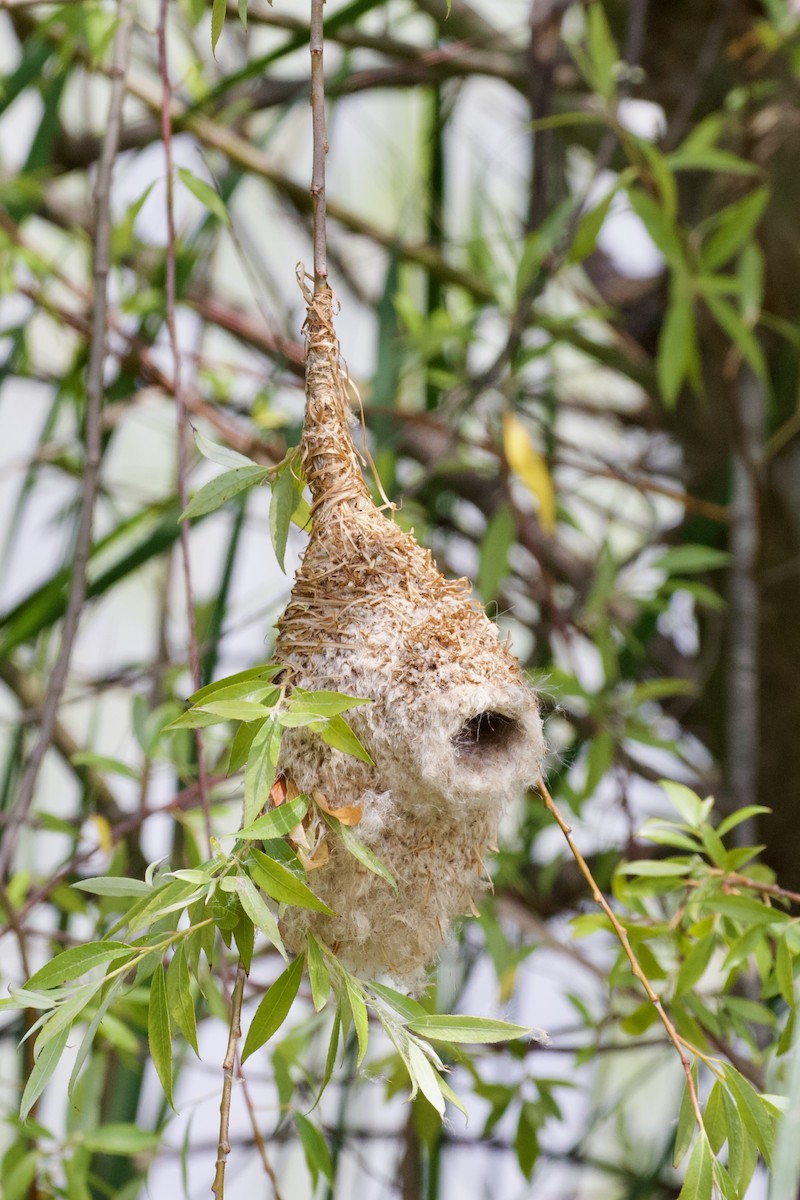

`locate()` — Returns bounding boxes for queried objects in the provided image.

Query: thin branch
[212,960,248,1198]
[157,0,212,853]
[536,775,707,1134]
[310,0,328,292]
[0,3,132,883]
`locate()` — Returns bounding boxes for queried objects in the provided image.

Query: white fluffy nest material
[276,288,544,988]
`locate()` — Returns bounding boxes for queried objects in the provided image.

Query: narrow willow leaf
[241,955,303,1062]
[2,1150,37,1200]
[776,935,795,1008]
[675,937,716,998]
[407,1015,531,1044]
[673,1067,699,1166]
[716,805,771,838]
[243,717,282,827]
[678,1134,713,1200]
[181,465,269,522]
[477,501,515,602]
[68,981,122,1101]
[70,751,138,780]
[36,982,103,1050]
[704,1081,727,1154]
[80,1125,162,1154]
[702,187,769,270]
[72,877,151,897]
[344,974,369,1065]
[407,1039,445,1117]
[306,933,331,1012]
[295,1113,333,1185]
[722,1085,757,1195]
[319,715,374,764]
[194,427,253,469]
[233,912,255,973]
[196,699,275,721]
[188,663,281,705]
[166,943,199,1056]
[657,289,695,406]
[228,717,265,775]
[20,1026,69,1120]
[269,463,298,572]
[26,942,132,991]
[148,965,173,1108]
[237,0,248,30]
[326,817,397,893]
[369,980,427,1021]
[238,792,309,840]
[211,0,226,55]
[177,168,230,225]
[515,1101,540,1181]
[230,875,287,961]
[249,847,335,915]
[288,689,371,718]
[723,1066,776,1167]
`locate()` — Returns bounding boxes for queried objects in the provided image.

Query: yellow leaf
[312,789,363,827]
[89,815,113,855]
[502,411,556,534]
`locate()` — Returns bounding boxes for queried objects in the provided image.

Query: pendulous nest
[275,286,544,989]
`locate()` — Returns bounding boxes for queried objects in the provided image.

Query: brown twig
[536,775,706,1133]
[0,4,132,883]
[212,960,248,1198]
[157,0,212,854]
[309,0,328,293]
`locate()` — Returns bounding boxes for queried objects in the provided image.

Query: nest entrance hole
[453,711,521,758]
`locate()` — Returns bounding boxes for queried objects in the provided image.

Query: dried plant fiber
[277,287,544,988]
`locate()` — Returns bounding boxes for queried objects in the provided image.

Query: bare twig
[0,4,132,882]
[157,0,212,853]
[310,0,328,292]
[536,775,707,1133]
[212,960,248,1198]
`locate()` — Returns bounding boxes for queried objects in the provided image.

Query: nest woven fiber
[276,287,545,988]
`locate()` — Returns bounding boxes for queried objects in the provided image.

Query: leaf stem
[212,958,248,1198]
[536,775,706,1134]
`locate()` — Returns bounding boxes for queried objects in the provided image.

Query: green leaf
[148,966,174,1108]
[166,943,199,1056]
[227,874,287,961]
[716,805,771,838]
[654,545,731,575]
[616,860,693,878]
[702,187,769,270]
[26,942,132,991]
[177,168,230,225]
[657,288,696,406]
[187,664,281,705]
[326,817,397,893]
[568,190,616,264]
[241,955,304,1062]
[228,718,265,775]
[238,792,309,840]
[80,1125,162,1155]
[237,0,248,30]
[668,148,760,175]
[675,936,715,998]
[722,1086,757,1194]
[295,1113,333,1186]
[723,1065,776,1167]
[181,465,269,522]
[515,1101,540,1181]
[243,717,282,827]
[477,502,516,602]
[705,292,767,381]
[370,980,427,1021]
[306,933,331,1012]
[677,1134,713,1200]
[196,699,275,722]
[319,715,374,764]
[344,973,370,1065]
[72,877,152,897]
[407,1015,531,1044]
[70,751,138,780]
[20,1026,69,1120]
[704,1081,727,1154]
[659,780,708,826]
[194,427,254,469]
[674,1066,699,1166]
[269,463,299,572]
[288,689,372,718]
[211,0,226,55]
[776,934,795,1007]
[2,1150,38,1200]
[407,1040,445,1117]
[249,847,335,915]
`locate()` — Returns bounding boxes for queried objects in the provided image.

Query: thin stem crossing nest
[277,287,544,988]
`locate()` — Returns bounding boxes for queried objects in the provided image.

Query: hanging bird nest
[276,283,544,989]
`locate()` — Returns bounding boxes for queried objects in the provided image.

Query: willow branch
[212,960,248,1198]
[536,775,706,1133]
[0,3,131,883]
[309,0,328,292]
[157,0,212,852]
